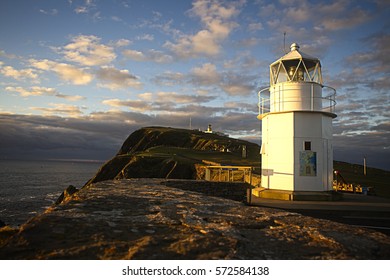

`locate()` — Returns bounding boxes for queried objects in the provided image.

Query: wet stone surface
[1,179,389,259]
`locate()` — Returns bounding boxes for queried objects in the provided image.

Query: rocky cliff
[85,126,260,185]
[1,179,389,260]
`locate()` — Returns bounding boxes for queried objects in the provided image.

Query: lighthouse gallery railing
[258,85,336,118]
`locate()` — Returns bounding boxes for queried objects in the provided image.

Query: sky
[0,0,389,170]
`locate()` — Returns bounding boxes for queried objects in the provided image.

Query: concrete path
[249,193,390,235]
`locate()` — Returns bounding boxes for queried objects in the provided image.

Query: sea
[0,159,103,227]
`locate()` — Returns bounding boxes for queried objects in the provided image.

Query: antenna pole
[283,32,287,53]
[364,156,367,176]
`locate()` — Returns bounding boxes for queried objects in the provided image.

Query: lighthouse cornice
[257,110,337,120]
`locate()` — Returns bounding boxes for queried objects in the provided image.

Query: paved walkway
[249,193,390,211]
[249,193,390,235]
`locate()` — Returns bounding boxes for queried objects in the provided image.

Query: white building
[255,43,336,199]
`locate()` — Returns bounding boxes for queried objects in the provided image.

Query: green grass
[144,146,261,167]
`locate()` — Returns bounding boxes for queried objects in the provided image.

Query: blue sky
[0,0,389,170]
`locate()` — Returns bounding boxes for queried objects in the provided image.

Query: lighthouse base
[251,187,342,201]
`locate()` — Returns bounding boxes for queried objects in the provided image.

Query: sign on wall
[299,151,317,176]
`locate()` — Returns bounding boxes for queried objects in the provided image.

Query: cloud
[29,59,93,85]
[61,35,116,66]
[164,0,243,58]
[0,113,126,161]
[122,49,145,61]
[156,92,215,104]
[102,92,216,113]
[347,33,390,76]
[122,49,173,63]
[224,101,257,113]
[220,72,257,96]
[39,9,58,15]
[5,86,85,101]
[330,33,390,100]
[136,34,154,41]
[248,22,263,32]
[0,65,38,81]
[30,103,83,117]
[257,0,372,53]
[138,92,153,101]
[190,63,221,86]
[5,86,47,97]
[96,66,143,90]
[284,6,311,23]
[74,0,95,14]
[319,8,370,31]
[75,6,88,14]
[102,99,152,112]
[152,71,185,86]
[112,38,132,47]
[153,63,257,96]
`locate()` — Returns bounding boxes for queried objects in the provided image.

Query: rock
[0,220,5,228]
[1,179,389,260]
[55,185,78,205]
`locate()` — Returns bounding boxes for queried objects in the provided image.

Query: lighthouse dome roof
[272,43,320,66]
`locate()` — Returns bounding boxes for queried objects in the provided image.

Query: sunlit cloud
[123,48,173,63]
[102,99,152,112]
[0,65,38,82]
[112,38,131,48]
[30,103,83,117]
[164,0,243,58]
[61,35,116,66]
[5,86,85,101]
[29,59,93,85]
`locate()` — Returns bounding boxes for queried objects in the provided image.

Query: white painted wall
[261,111,334,192]
[270,82,322,112]
[261,112,295,191]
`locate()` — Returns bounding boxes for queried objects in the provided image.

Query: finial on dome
[290,43,299,51]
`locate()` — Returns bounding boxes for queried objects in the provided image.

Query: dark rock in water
[1,179,389,260]
[55,185,78,205]
[0,220,5,228]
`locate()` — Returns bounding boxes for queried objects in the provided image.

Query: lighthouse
[254,43,337,200]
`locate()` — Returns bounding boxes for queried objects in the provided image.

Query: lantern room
[270,43,322,85]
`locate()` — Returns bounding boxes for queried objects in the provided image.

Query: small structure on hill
[204,124,213,134]
[254,43,337,201]
[203,124,228,137]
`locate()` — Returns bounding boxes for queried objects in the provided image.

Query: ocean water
[0,160,103,226]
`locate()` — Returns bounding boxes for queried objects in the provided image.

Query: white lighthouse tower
[254,43,337,200]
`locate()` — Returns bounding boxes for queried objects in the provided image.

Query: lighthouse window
[304,141,311,151]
